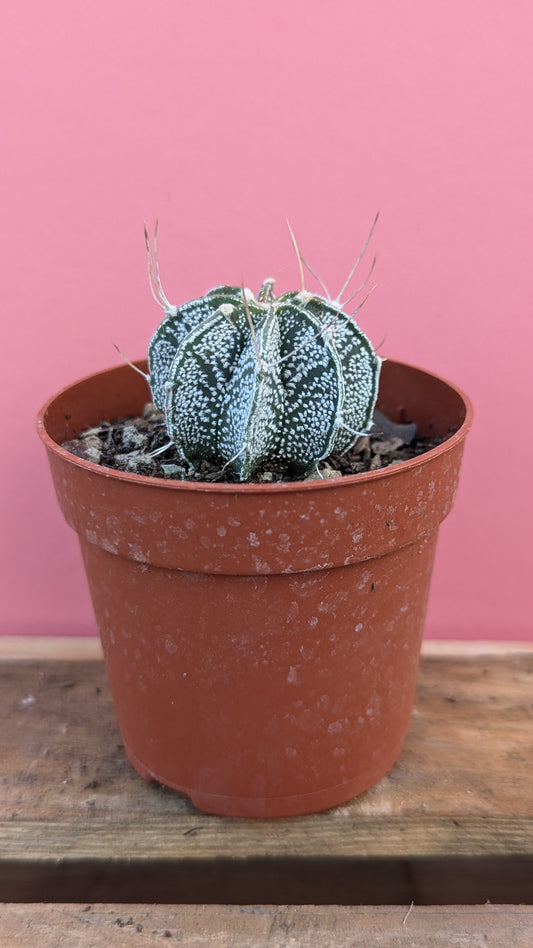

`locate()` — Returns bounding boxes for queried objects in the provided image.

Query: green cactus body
[146,237,381,480]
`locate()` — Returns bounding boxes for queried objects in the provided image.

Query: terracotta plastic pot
[37,359,472,817]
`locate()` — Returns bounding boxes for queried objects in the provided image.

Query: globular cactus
[145,223,381,481]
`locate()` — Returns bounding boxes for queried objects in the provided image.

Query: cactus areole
[146,229,381,481]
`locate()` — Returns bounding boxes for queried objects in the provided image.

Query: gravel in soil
[61,404,451,484]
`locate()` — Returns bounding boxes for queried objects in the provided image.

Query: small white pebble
[19,694,36,708]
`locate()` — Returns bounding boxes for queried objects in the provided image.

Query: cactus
[145,224,381,481]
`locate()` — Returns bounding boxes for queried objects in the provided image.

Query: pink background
[2,1,532,640]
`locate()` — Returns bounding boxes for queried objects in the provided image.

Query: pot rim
[36,358,474,496]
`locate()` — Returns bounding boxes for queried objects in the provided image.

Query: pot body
[37,359,472,817]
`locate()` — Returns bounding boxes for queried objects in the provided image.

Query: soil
[61,404,451,484]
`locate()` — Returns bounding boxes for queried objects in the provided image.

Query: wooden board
[2,635,531,660]
[1,640,532,904]
[1,904,532,948]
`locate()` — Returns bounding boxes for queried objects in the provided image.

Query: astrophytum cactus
[145,223,381,481]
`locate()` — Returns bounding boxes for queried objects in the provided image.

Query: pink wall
[2,1,532,640]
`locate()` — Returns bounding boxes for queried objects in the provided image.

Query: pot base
[124,738,406,818]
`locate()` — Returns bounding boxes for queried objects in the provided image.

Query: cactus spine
[146,224,381,480]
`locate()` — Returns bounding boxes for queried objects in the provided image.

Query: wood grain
[1,904,532,948]
[1,645,532,903]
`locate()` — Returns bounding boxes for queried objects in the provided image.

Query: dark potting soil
[61,405,451,484]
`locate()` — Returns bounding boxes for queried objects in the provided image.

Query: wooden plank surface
[1,640,532,903]
[1,904,532,948]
